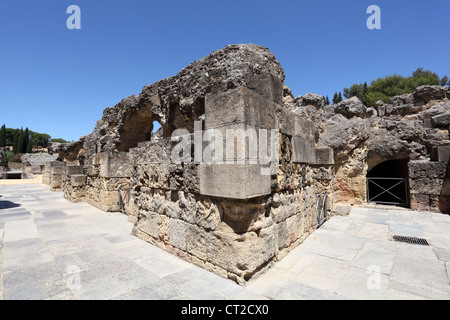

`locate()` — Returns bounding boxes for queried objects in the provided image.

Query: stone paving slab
[1,184,450,300]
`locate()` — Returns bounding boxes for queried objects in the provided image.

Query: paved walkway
[0,184,449,300]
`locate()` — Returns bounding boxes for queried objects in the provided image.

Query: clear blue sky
[0,0,449,141]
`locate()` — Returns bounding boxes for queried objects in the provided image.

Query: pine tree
[0,124,6,147]
[325,96,330,105]
[338,92,343,103]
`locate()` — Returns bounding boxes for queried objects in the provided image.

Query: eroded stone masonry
[42,44,450,283]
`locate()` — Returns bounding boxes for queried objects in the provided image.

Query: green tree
[343,84,364,99]
[338,92,343,103]
[441,75,450,87]
[332,92,339,104]
[22,128,30,153]
[342,68,444,107]
[26,139,32,153]
[0,124,6,147]
[13,130,19,153]
[17,128,25,154]
[50,138,68,143]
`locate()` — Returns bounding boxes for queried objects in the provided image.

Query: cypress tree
[332,92,339,104]
[23,128,30,153]
[338,92,343,103]
[13,130,19,153]
[17,127,25,154]
[26,139,33,153]
[0,124,6,147]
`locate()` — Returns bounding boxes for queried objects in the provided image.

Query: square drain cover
[393,235,429,246]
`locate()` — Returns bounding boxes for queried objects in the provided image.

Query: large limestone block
[169,218,188,251]
[199,122,279,165]
[206,224,277,281]
[94,152,131,178]
[64,165,84,176]
[246,72,283,104]
[205,87,278,130]
[51,164,65,175]
[199,163,271,199]
[409,160,447,179]
[70,174,86,187]
[315,147,335,165]
[277,106,315,139]
[292,137,316,164]
[431,146,450,163]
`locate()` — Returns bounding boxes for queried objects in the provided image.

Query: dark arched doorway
[366,159,410,207]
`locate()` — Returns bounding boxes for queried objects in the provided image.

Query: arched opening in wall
[366,159,410,208]
[150,121,162,140]
[116,105,165,152]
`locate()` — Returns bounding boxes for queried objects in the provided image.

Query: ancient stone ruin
[0,147,8,173]
[42,44,450,283]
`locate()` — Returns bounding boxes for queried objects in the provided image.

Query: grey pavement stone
[261,278,347,300]
[389,224,423,237]
[433,248,450,262]
[113,281,181,300]
[115,267,161,291]
[134,257,187,278]
[177,278,228,300]
[350,242,396,275]
[228,289,269,300]
[390,250,449,298]
[74,274,132,300]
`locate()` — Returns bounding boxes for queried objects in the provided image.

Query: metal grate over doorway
[367,177,409,207]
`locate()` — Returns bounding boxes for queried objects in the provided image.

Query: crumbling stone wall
[0,147,8,173]
[43,43,450,284]
[44,44,335,284]
[309,85,450,211]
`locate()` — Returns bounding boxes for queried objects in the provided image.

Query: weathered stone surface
[431,146,450,163]
[205,87,278,130]
[331,204,352,216]
[95,152,131,178]
[21,153,58,168]
[315,147,334,165]
[246,72,283,104]
[0,147,8,172]
[70,174,86,187]
[292,137,316,164]
[48,138,85,164]
[409,160,447,179]
[334,97,367,119]
[64,165,84,176]
[301,93,324,109]
[431,113,450,128]
[413,85,448,103]
[199,164,271,199]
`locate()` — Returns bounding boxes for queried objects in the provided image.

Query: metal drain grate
[393,235,429,246]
